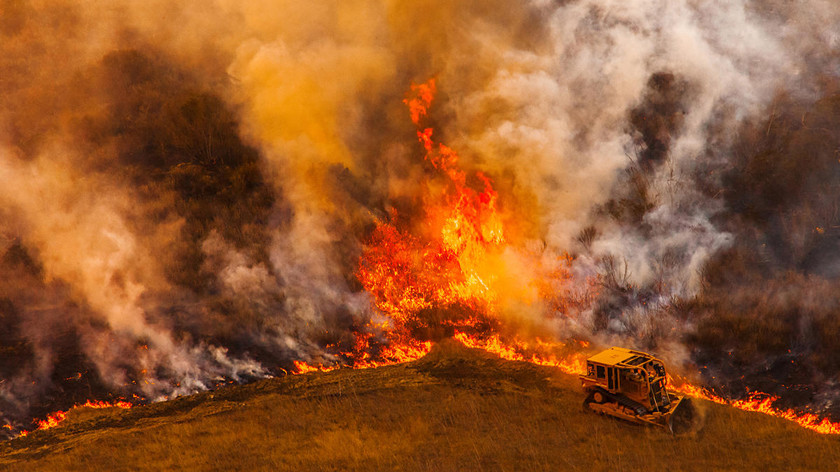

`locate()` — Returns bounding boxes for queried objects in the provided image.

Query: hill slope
[1,340,838,471]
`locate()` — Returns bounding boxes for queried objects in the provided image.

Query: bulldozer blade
[668,397,697,434]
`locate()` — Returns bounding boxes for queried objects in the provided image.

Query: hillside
[1,340,838,472]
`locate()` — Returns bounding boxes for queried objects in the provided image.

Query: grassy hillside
[1,340,838,471]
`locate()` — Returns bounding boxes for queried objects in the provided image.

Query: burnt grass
[1,340,839,472]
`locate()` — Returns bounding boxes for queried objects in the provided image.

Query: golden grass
[2,341,838,471]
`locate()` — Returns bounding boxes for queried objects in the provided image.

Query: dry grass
[2,341,838,471]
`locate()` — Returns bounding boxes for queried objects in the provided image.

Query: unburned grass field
[1,341,838,471]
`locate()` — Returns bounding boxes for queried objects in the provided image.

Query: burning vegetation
[3,0,840,441]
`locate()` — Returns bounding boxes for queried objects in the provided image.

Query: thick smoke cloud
[2,0,840,431]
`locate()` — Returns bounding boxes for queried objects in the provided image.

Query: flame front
[15,400,132,438]
[669,379,840,435]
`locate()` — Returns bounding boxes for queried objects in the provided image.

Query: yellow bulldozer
[580,347,695,433]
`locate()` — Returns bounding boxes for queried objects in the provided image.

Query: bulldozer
[580,346,695,433]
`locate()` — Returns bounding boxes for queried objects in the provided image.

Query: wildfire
[358,78,547,342]
[358,79,840,436]
[403,79,436,125]
[291,331,840,437]
[669,378,840,435]
[292,360,336,374]
[16,79,839,442]
[295,78,560,374]
[453,331,587,375]
[16,399,132,438]
[292,331,434,373]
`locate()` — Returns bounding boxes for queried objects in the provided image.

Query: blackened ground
[684,86,840,417]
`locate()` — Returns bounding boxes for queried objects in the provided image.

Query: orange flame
[669,378,840,434]
[292,360,337,374]
[357,78,518,339]
[17,399,132,438]
[404,79,437,125]
[459,336,840,435]
[292,332,433,374]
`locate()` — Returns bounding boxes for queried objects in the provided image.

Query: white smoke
[445,0,797,284]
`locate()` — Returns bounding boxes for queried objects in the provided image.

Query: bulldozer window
[596,365,605,379]
[654,363,665,378]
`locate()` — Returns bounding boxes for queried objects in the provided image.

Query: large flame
[357,79,557,338]
[291,78,572,378]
